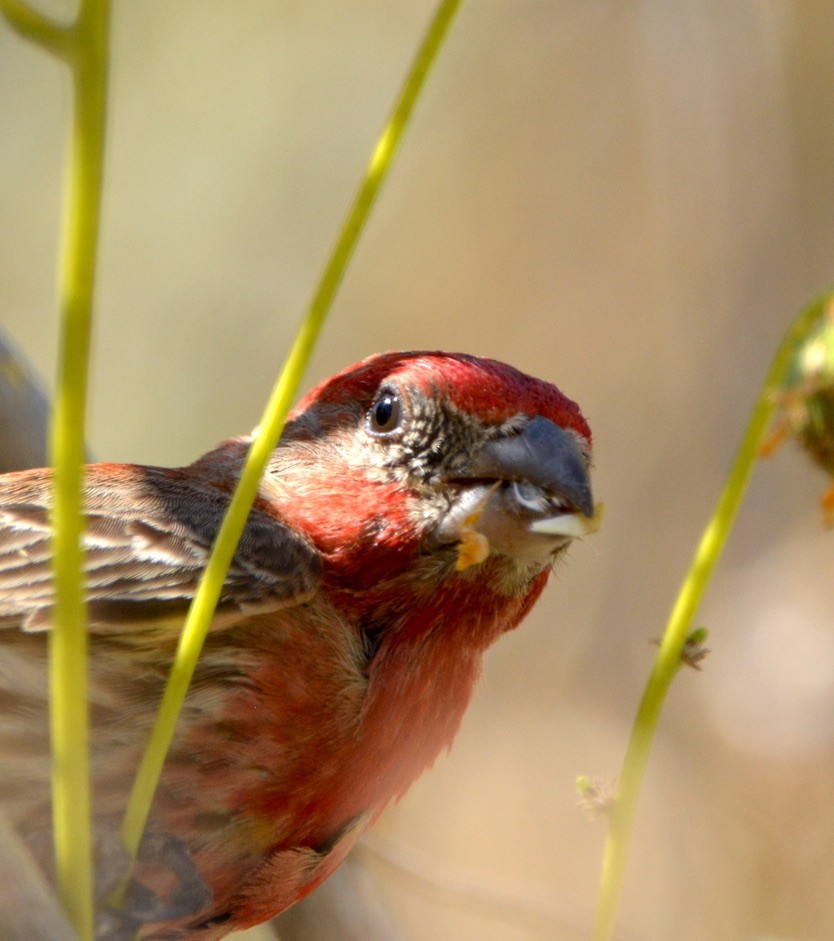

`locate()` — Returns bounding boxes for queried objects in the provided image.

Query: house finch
[0,350,594,939]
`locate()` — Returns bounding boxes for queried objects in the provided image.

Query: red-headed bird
[0,351,594,939]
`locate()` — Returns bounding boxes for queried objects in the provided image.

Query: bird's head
[274,352,595,584]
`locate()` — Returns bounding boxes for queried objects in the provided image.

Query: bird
[0,350,595,939]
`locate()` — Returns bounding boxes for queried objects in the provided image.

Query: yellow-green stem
[6,2,113,940]
[591,290,834,941]
[119,0,464,867]
[0,0,72,56]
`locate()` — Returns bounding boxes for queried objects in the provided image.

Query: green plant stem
[3,1,113,940]
[0,0,71,56]
[118,0,464,868]
[591,290,834,941]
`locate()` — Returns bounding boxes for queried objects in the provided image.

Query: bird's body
[0,351,593,939]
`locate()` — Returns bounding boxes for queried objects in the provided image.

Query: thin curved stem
[590,290,834,941]
[118,0,464,867]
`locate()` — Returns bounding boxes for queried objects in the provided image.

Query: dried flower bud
[681,626,710,670]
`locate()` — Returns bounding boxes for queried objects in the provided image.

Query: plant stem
[12,2,112,940]
[0,0,71,56]
[119,0,464,867]
[590,290,833,941]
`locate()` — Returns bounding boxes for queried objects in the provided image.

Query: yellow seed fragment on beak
[455,528,490,571]
[453,483,500,571]
[530,502,605,538]
[587,502,605,533]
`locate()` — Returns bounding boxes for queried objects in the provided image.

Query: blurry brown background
[2,3,834,940]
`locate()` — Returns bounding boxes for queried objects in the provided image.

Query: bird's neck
[330,560,550,818]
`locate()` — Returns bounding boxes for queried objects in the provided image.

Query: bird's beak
[435,417,598,564]
[458,416,593,517]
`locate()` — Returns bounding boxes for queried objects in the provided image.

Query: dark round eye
[368,390,402,435]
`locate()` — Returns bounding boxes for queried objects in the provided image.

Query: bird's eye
[368,390,403,436]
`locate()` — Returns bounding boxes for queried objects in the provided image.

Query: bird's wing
[0,464,321,633]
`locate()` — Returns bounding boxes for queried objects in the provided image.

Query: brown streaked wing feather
[0,464,320,633]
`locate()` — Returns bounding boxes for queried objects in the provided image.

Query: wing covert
[0,464,320,633]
